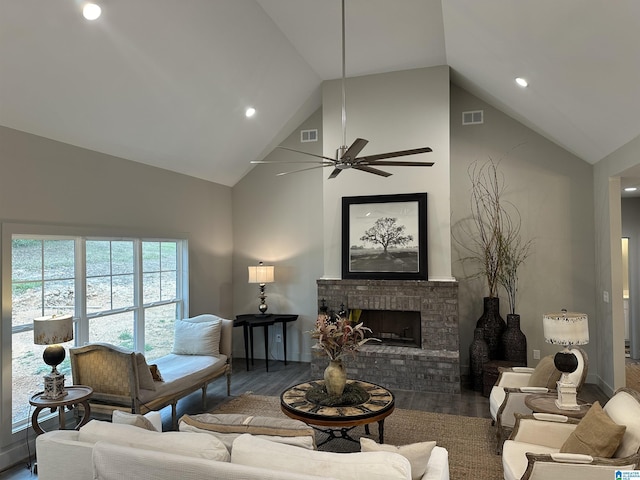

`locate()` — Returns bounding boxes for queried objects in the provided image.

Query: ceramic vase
[502,313,527,365]
[324,359,347,396]
[476,297,506,360]
[470,327,490,392]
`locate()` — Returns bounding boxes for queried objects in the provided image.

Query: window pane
[161,242,177,270]
[143,272,160,304]
[112,274,134,309]
[89,312,134,349]
[86,240,111,277]
[144,304,177,361]
[143,242,160,273]
[12,239,42,282]
[43,279,75,316]
[12,331,73,426]
[111,241,133,275]
[161,272,177,300]
[87,277,112,313]
[44,240,74,280]
[12,281,43,328]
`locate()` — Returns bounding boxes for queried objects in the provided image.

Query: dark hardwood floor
[0,359,609,479]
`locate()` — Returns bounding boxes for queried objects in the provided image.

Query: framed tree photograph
[342,192,427,280]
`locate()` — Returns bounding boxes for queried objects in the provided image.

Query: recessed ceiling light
[515,77,528,88]
[245,107,256,118]
[83,3,102,20]
[625,187,638,192]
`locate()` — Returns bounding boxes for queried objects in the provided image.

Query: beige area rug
[211,393,503,480]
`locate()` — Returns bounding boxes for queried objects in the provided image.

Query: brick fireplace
[313,279,460,393]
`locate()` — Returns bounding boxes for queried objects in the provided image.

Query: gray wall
[594,132,640,393]
[232,109,324,363]
[450,84,597,378]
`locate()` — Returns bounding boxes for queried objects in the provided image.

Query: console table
[234,314,298,371]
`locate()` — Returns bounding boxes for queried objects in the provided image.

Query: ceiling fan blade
[361,160,435,167]
[352,165,392,177]
[328,168,343,179]
[340,138,369,161]
[276,165,330,177]
[357,147,432,163]
[276,145,337,163]
[251,159,333,165]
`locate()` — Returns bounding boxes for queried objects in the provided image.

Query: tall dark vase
[502,313,527,365]
[470,327,490,392]
[476,297,506,360]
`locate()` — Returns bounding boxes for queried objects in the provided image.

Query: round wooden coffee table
[280,379,394,447]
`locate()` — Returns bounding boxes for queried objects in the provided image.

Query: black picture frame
[342,192,427,280]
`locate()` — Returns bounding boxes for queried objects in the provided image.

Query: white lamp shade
[34,314,74,345]
[543,311,589,346]
[248,264,274,284]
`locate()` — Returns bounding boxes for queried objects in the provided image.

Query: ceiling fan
[251,0,434,179]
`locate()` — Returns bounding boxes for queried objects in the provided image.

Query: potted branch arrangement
[310,312,378,397]
[457,159,533,389]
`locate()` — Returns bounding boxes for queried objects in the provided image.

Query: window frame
[1,222,189,442]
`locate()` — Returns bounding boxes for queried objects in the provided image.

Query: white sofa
[35,420,450,480]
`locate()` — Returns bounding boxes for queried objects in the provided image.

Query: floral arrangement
[310,313,378,360]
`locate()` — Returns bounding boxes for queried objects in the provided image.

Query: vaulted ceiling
[2,1,639,187]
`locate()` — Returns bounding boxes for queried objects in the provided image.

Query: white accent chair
[490,347,588,453]
[502,388,640,480]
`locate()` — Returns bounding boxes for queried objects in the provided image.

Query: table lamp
[248,262,275,314]
[542,309,589,410]
[34,314,74,399]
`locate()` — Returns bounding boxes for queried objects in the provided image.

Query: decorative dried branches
[310,314,378,360]
[457,159,532,311]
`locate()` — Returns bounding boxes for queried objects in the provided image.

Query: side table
[29,385,93,435]
[234,314,298,371]
[524,393,591,418]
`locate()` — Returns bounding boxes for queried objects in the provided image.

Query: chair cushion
[502,440,558,480]
[112,411,158,431]
[527,355,561,389]
[604,389,640,458]
[173,318,221,356]
[360,438,436,480]
[560,401,626,457]
[489,386,506,420]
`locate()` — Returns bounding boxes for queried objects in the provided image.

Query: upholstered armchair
[490,347,588,452]
[502,387,640,480]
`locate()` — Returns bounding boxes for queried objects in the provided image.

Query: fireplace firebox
[358,310,421,348]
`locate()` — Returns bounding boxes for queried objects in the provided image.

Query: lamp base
[41,372,67,400]
[555,379,580,410]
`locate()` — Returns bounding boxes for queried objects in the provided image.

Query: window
[7,231,187,431]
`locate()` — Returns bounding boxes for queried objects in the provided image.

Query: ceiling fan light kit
[251,0,434,179]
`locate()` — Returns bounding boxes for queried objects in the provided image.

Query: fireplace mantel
[314,279,460,393]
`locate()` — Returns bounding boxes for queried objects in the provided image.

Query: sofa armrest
[219,318,233,359]
[36,431,95,480]
[421,446,449,480]
[510,414,579,448]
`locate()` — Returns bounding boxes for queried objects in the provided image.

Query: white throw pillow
[112,410,160,432]
[173,319,221,356]
[360,437,436,480]
[231,434,411,480]
[79,420,229,462]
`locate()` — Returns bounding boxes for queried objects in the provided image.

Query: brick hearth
[313,279,460,393]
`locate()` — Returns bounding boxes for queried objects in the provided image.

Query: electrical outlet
[533,349,540,360]
[275,334,282,343]
[603,290,610,303]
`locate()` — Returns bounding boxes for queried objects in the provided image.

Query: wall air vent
[462,110,484,125]
[300,129,318,143]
